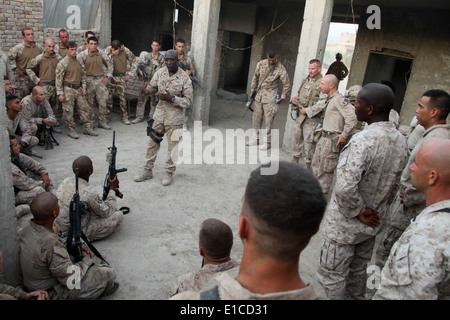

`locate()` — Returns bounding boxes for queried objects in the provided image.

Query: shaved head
[199,218,233,261]
[409,139,450,204]
[319,74,339,96]
[417,140,450,183]
[164,49,179,73]
[323,74,338,88]
[72,155,93,179]
[30,192,59,223]
[165,49,177,60]
[358,83,395,114]
[32,85,45,95]
[354,83,395,123]
[44,38,55,46]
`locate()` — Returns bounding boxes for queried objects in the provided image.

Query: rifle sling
[254,61,278,96]
[66,217,109,265]
[81,231,110,265]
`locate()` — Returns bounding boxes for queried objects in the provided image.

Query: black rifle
[242,89,257,118]
[21,144,43,159]
[67,168,109,264]
[178,62,203,90]
[103,131,127,201]
[7,127,42,159]
[137,61,150,82]
[38,105,59,150]
[242,62,278,118]
[67,168,84,262]
[146,118,164,144]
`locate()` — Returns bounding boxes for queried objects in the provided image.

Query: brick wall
[0,0,44,52]
[1,0,142,98]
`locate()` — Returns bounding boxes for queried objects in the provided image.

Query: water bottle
[47,117,53,129]
[275,94,280,104]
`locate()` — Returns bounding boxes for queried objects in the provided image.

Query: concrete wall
[247,3,304,98]
[347,7,450,125]
[0,0,42,288]
[0,0,44,52]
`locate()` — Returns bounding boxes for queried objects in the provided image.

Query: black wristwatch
[171,95,176,102]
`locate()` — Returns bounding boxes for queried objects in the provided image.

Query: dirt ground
[17,94,325,300]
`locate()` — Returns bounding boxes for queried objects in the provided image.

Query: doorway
[111,0,171,55]
[363,52,413,113]
[220,31,253,95]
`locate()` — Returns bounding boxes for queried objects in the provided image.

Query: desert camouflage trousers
[373,191,424,270]
[252,100,278,143]
[107,76,129,120]
[144,121,183,173]
[15,186,45,205]
[135,88,157,119]
[292,116,320,169]
[311,135,340,194]
[86,76,109,124]
[49,261,116,300]
[61,87,93,132]
[85,210,124,242]
[13,74,34,99]
[43,84,63,124]
[316,236,375,300]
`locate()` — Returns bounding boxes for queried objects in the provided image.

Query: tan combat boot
[161,172,173,186]
[133,169,153,182]
[98,122,111,130]
[83,128,98,136]
[131,117,143,124]
[67,130,79,139]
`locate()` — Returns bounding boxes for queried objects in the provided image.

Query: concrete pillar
[282,0,333,151]
[246,22,265,96]
[0,46,22,287]
[189,0,221,126]
[99,0,112,49]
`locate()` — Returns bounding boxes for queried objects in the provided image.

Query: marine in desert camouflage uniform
[175,38,196,129]
[345,85,365,136]
[55,41,96,139]
[55,156,124,242]
[316,83,409,300]
[56,29,69,58]
[290,59,325,169]
[0,249,48,300]
[78,36,114,129]
[373,139,450,300]
[169,218,239,297]
[8,27,43,98]
[10,137,54,205]
[105,40,137,125]
[21,86,57,140]
[6,95,39,149]
[133,40,165,123]
[19,192,118,300]
[309,74,357,194]
[175,39,196,76]
[247,50,290,150]
[172,162,328,300]
[133,50,193,187]
[77,31,95,54]
[374,89,450,270]
[26,38,63,127]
